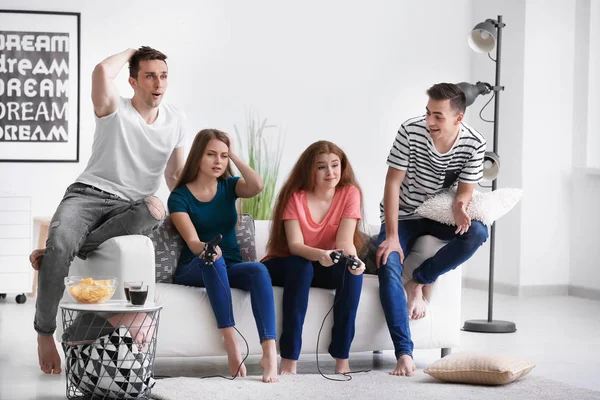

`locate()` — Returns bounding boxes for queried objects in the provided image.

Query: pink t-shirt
[265,185,361,260]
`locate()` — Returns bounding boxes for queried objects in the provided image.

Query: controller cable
[198,235,250,381]
[315,251,371,381]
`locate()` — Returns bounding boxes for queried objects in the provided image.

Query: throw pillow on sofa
[146,217,184,283]
[236,214,257,262]
[358,232,378,275]
[147,214,257,283]
[415,188,523,226]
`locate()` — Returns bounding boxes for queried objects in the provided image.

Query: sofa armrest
[55,235,156,341]
[58,236,155,306]
[406,235,461,348]
[72,235,156,300]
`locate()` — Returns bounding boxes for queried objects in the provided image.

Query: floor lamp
[458,15,517,334]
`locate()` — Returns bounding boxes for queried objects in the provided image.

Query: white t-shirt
[380,115,486,222]
[77,97,186,201]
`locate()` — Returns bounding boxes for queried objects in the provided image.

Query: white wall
[587,0,600,167]
[570,0,600,293]
[0,0,473,229]
[462,0,526,288]
[463,0,599,294]
[3,1,599,295]
[570,173,600,292]
[519,0,574,287]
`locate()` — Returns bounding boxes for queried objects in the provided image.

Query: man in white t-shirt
[30,47,186,374]
[376,83,489,377]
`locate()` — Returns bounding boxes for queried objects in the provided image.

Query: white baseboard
[519,284,569,297]
[568,285,600,301]
[462,278,600,299]
[462,278,519,296]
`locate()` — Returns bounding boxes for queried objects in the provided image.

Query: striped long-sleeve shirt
[380,115,486,223]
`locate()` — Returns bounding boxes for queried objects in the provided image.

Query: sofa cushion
[147,217,184,283]
[147,214,257,283]
[424,352,535,385]
[358,233,378,275]
[236,214,257,262]
[415,188,523,226]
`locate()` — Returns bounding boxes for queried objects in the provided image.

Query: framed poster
[0,10,80,162]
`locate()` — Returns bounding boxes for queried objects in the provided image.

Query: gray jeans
[34,183,163,335]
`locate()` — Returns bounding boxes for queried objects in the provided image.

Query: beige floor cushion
[424,352,535,385]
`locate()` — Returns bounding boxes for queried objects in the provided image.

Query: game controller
[203,234,223,265]
[329,251,360,270]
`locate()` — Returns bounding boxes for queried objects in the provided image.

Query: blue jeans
[377,218,488,359]
[35,183,163,335]
[174,256,277,342]
[264,256,363,360]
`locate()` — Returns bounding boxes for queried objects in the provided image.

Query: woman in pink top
[262,141,366,375]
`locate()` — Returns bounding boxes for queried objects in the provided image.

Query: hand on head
[225,133,235,155]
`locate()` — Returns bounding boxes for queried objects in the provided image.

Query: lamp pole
[488,14,503,324]
[463,15,516,333]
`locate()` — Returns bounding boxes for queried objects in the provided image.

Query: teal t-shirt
[167,176,242,265]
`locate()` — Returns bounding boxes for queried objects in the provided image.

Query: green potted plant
[234,110,285,220]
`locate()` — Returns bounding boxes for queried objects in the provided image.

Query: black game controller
[329,251,360,270]
[203,234,223,265]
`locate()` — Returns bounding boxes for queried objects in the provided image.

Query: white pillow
[415,188,523,226]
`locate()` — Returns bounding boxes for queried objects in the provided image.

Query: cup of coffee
[129,285,149,306]
[124,281,143,303]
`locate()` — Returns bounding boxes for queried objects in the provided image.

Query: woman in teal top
[168,129,278,383]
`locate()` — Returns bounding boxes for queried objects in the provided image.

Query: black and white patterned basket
[62,311,159,399]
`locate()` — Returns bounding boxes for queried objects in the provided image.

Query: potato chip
[68,277,116,304]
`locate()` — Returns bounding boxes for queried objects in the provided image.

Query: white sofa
[58,221,461,359]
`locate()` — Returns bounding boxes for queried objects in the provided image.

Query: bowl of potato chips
[65,276,118,304]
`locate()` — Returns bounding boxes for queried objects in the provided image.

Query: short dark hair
[426,83,466,114]
[129,46,167,79]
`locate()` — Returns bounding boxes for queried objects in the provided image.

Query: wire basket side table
[60,301,162,399]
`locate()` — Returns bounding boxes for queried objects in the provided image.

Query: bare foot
[223,332,247,377]
[38,335,62,374]
[390,354,416,376]
[334,358,351,374]
[259,339,279,383]
[422,284,433,303]
[29,249,45,271]
[280,358,297,375]
[405,279,427,320]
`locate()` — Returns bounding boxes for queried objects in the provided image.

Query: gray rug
[150,371,600,400]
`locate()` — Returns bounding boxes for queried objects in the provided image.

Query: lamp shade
[468,19,497,53]
[456,82,492,107]
[482,151,500,181]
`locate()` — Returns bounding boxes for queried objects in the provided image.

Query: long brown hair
[266,140,366,256]
[174,129,234,189]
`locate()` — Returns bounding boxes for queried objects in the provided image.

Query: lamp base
[462,319,516,333]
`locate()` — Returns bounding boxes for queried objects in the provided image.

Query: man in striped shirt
[375,83,489,376]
